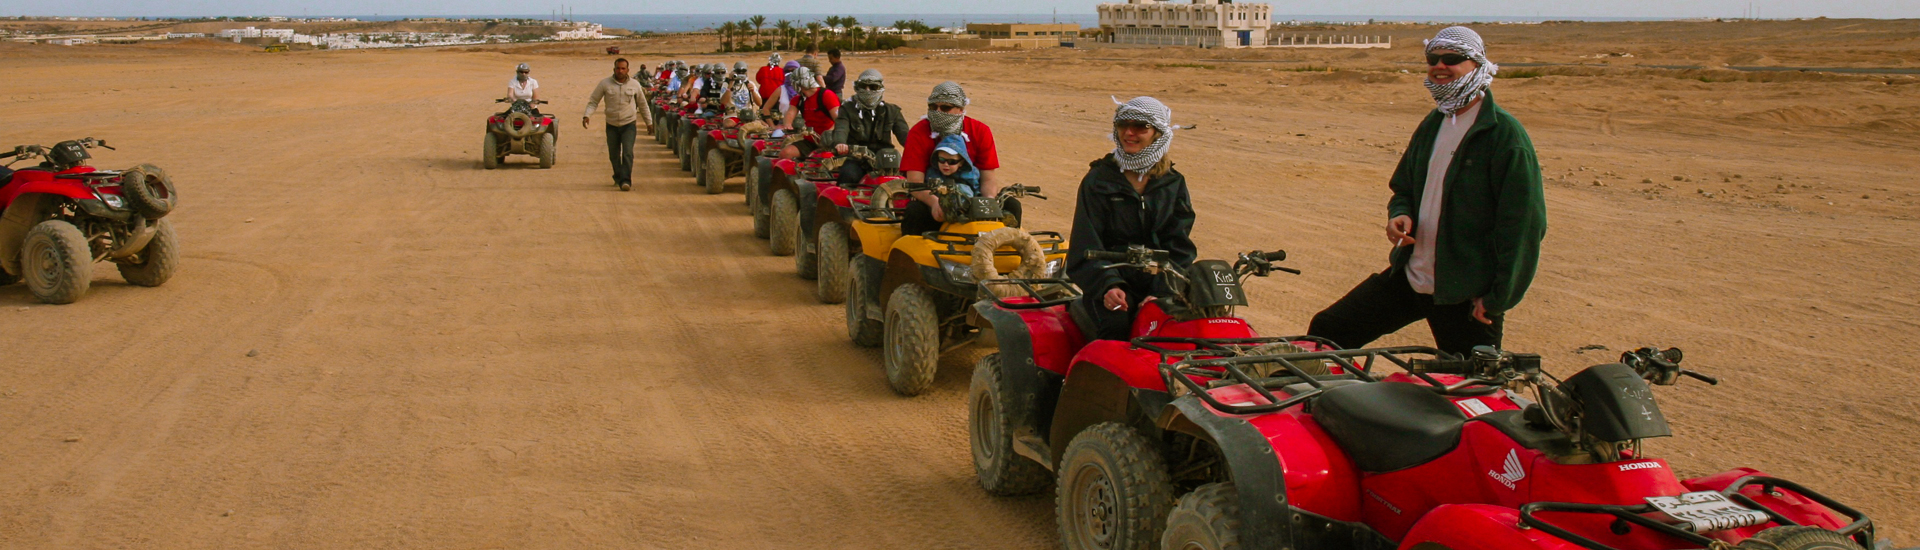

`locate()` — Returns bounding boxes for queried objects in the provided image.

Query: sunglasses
[856,83,883,91]
[935,157,963,166]
[1426,53,1471,67]
[928,103,964,113]
[1115,121,1152,131]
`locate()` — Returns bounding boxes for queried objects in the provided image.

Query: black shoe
[620,182,632,191]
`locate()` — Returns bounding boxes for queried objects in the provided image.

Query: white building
[260,28,295,40]
[1097,0,1272,48]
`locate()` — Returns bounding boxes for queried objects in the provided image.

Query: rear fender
[1159,396,1299,550]
[1399,504,1584,550]
[851,220,901,261]
[1046,362,1170,465]
[0,193,62,276]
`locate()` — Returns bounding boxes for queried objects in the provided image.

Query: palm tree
[844,16,862,48]
[749,15,766,50]
[719,21,735,52]
[824,16,843,32]
[806,21,822,51]
[773,19,793,50]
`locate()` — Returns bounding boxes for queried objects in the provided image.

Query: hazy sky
[9,0,1917,19]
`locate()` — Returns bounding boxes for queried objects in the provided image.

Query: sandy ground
[1,19,1916,548]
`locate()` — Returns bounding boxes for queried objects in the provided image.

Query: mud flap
[1165,396,1295,550]
[796,180,821,251]
[0,193,54,276]
[1047,366,1170,465]
[854,255,886,322]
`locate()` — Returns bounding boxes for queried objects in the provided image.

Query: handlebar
[1622,347,1717,386]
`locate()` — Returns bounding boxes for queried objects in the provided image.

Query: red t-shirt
[901,117,1001,174]
[755,66,786,101]
[799,89,840,134]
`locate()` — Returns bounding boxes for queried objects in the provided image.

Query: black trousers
[900,197,1021,237]
[605,122,636,185]
[1306,267,1504,357]
[1076,270,1154,341]
[836,157,872,187]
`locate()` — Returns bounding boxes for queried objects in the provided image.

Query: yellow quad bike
[844,181,1067,396]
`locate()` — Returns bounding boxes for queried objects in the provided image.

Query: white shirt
[1407,100,1483,295]
[508,77,538,101]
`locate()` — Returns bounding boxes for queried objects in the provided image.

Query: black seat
[1311,382,1466,473]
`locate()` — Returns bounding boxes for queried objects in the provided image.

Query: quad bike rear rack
[1518,476,1874,550]
[925,230,1066,259]
[1159,346,1454,415]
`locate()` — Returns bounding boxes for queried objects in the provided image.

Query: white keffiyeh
[1110,96,1175,175]
[1423,26,1499,116]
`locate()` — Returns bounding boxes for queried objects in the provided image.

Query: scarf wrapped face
[926,81,969,135]
[1110,96,1175,175]
[854,69,885,108]
[768,53,782,66]
[1423,26,1499,115]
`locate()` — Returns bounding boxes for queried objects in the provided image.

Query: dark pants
[901,197,1021,237]
[1306,267,1504,357]
[605,122,636,185]
[836,157,872,187]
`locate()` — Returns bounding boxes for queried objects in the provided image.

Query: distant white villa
[1096,0,1272,48]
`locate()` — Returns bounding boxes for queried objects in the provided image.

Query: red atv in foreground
[0,138,180,304]
[482,99,555,169]
[1149,343,1902,550]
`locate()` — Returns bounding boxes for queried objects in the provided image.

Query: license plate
[1645,491,1771,533]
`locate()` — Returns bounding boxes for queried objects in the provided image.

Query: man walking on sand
[584,58,645,192]
[1306,26,1547,356]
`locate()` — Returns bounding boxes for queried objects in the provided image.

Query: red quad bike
[804,147,905,304]
[650,94,675,146]
[754,135,833,258]
[674,102,717,175]
[697,113,772,196]
[1142,344,1911,550]
[482,98,555,169]
[0,138,180,304]
[968,245,1327,542]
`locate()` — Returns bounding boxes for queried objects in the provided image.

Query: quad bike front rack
[1518,476,1874,550]
[925,230,1065,259]
[977,278,1082,310]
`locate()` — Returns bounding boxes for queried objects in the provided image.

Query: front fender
[1160,396,1296,550]
[974,300,1066,467]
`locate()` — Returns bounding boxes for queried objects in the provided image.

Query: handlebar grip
[1260,250,1287,262]
[1086,251,1128,262]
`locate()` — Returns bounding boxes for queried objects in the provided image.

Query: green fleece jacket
[1386,91,1547,314]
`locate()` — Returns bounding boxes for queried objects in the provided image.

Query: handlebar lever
[1273,266,1302,275]
[1681,370,1719,385]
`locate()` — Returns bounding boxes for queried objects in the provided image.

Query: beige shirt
[584,76,644,126]
[1407,100,1483,295]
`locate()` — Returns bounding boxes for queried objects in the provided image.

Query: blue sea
[340,13,1680,33]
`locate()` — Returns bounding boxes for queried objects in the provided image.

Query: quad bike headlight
[101,194,127,209]
[938,258,975,285]
[1043,257,1066,278]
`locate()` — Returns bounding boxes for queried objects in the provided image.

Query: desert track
[1,22,1917,547]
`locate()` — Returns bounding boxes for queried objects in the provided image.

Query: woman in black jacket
[1066,96,1198,341]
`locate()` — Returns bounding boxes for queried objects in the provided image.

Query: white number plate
[1645,491,1771,533]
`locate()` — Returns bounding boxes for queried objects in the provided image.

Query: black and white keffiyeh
[1423,26,1499,116]
[926,81,969,135]
[1110,96,1175,174]
[855,69,885,108]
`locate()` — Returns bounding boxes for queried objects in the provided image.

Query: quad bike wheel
[482,132,500,169]
[747,167,769,238]
[1057,422,1175,550]
[653,114,667,143]
[1162,482,1244,550]
[121,164,177,219]
[846,257,883,347]
[678,127,696,172]
[1738,527,1867,550]
[21,219,92,304]
[814,221,850,304]
[117,219,179,288]
[969,353,1052,496]
[698,136,714,182]
[769,188,798,256]
[703,149,727,195]
[740,154,755,205]
[883,284,940,396]
[538,134,555,169]
[794,217,818,280]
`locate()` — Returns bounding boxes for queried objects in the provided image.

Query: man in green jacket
[1307,26,1546,356]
